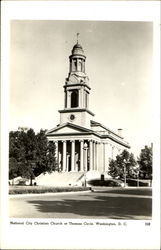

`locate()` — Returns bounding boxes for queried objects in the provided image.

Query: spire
[71,33,84,56]
[76,33,80,44]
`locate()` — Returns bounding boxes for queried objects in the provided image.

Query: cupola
[71,43,85,56]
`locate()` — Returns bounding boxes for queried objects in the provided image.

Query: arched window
[78,60,82,71]
[71,90,78,108]
[73,59,77,71]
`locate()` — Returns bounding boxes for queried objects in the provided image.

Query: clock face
[70,114,75,121]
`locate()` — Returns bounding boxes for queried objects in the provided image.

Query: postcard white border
[1,1,160,249]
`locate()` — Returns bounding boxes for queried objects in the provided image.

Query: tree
[46,141,59,172]
[9,128,57,185]
[137,145,152,179]
[9,157,18,181]
[108,150,137,179]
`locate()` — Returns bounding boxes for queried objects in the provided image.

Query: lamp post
[123,159,127,188]
[136,167,140,187]
[83,142,88,187]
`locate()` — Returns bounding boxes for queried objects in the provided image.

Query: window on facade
[71,90,79,108]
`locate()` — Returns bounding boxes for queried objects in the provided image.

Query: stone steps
[36,172,84,186]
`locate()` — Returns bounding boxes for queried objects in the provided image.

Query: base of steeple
[59,108,95,129]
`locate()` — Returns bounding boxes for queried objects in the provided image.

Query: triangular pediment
[46,123,93,135]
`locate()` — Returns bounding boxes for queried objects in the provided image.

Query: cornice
[59,108,95,116]
[63,83,91,90]
[47,130,130,148]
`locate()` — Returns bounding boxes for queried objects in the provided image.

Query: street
[9,187,152,219]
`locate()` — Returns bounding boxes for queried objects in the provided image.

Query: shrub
[125,179,151,187]
[9,186,91,195]
[87,179,123,187]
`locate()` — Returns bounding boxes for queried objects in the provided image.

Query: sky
[10,20,153,157]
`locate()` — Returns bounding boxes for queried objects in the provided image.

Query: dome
[71,43,85,56]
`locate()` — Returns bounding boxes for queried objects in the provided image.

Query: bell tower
[59,35,94,128]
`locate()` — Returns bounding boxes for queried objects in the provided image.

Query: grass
[9,185,91,195]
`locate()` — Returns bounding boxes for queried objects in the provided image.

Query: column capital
[70,140,75,143]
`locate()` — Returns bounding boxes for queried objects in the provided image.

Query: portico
[49,139,101,172]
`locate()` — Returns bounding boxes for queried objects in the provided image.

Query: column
[87,92,89,109]
[112,145,114,159]
[62,141,67,172]
[93,141,96,170]
[80,140,84,171]
[81,87,84,108]
[95,142,98,171]
[113,146,117,159]
[78,89,81,108]
[70,60,72,72]
[66,154,69,172]
[104,143,109,172]
[72,60,75,71]
[71,140,75,172]
[102,143,105,172]
[58,151,61,170]
[82,59,85,73]
[67,91,71,109]
[89,140,93,171]
[54,141,59,170]
[96,142,99,171]
[54,141,58,164]
[84,142,88,171]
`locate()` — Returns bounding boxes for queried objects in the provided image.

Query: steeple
[76,32,79,44]
[68,35,87,78]
[59,38,94,128]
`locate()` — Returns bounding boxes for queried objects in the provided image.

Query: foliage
[125,179,151,187]
[87,179,123,187]
[108,150,137,179]
[9,186,91,195]
[137,145,152,179]
[9,128,57,185]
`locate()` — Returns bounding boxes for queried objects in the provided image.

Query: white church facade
[46,40,130,178]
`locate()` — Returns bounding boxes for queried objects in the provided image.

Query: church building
[46,38,130,181]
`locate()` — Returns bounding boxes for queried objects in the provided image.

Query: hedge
[9,186,91,195]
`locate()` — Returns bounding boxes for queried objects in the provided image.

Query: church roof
[72,42,85,56]
[91,120,123,139]
[73,43,83,49]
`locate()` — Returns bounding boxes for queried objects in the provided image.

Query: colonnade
[52,139,122,172]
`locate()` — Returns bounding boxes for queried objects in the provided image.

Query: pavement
[9,187,152,219]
